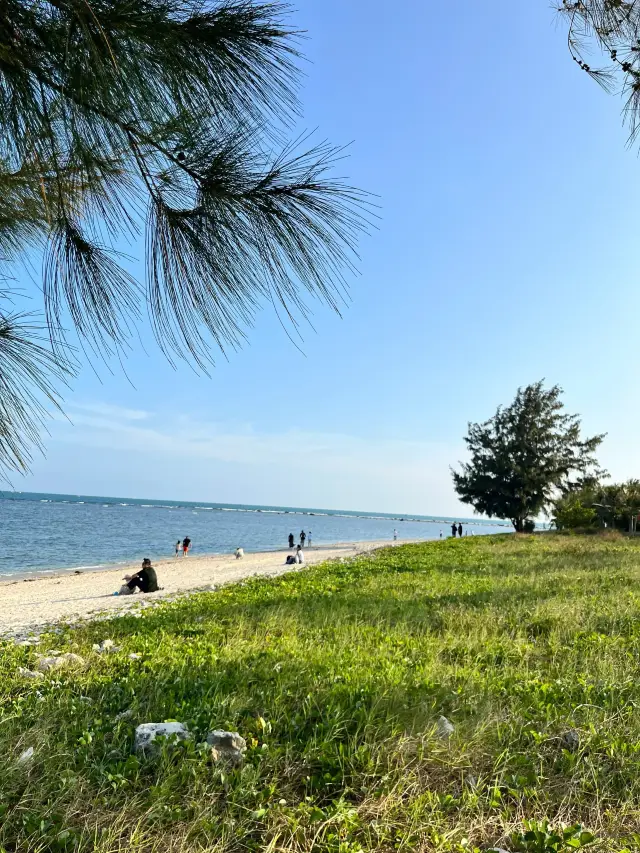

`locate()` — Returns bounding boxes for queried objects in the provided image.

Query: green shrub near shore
[3,535,640,851]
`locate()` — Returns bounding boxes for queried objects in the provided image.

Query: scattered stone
[37,653,84,672]
[17,747,34,764]
[15,637,40,647]
[115,709,134,723]
[128,652,141,661]
[560,729,580,751]
[206,730,246,765]
[93,639,121,654]
[134,722,191,755]
[487,848,510,853]
[18,667,45,681]
[436,715,455,739]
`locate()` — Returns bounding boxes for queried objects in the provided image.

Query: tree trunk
[513,518,524,533]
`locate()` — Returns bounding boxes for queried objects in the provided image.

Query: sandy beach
[0,540,410,637]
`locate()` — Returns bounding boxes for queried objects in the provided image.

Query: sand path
[0,540,410,636]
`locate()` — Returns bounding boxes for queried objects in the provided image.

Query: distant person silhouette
[451,522,457,538]
[458,523,463,537]
[300,530,306,547]
[182,536,191,556]
[175,540,181,557]
[393,529,397,541]
[288,533,294,549]
[308,531,312,547]
[439,530,443,539]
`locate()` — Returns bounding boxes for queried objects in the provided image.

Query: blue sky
[15,0,640,514]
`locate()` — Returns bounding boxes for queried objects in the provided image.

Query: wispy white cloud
[43,401,469,514]
[68,402,150,421]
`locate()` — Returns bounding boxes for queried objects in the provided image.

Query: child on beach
[175,540,181,557]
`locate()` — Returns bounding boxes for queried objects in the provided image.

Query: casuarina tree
[452,381,605,532]
[557,1,640,145]
[0,0,370,477]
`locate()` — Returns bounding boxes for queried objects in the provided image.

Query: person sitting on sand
[125,558,159,593]
[286,545,305,565]
[235,547,244,559]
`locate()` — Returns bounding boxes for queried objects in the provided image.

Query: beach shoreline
[0,539,417,637]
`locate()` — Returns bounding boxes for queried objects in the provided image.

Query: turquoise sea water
[0,491,511,577]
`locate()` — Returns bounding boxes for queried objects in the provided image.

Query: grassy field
[4,534,640,852]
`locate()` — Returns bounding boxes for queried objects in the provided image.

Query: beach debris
[560,729,580,751]
[206,730,247,766]
[18,667,45,681]
[115,709,134,723]
[92,639,121,654]
[17,747,34,765]
[134,722,191,755]
[36,653,84,672]
[436,716,455,739]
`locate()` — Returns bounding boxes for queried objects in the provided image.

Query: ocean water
[0,491,511,577]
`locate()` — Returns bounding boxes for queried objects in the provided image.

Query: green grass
[4,534,640,852]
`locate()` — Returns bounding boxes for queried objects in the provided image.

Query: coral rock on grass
[17,747,34,764]
[436,716,455,739]
[560,729,580,751]
[18,667,45,680]
[134,722,191,755]
[206,730,247,765]
[36,653,84,672]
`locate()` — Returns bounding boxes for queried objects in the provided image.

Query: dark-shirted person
[458,523,463,538]
[451,522,457,538]
[127,559,159,593]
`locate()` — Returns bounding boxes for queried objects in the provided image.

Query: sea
[0,491,511,578]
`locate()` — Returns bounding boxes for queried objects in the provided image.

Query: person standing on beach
[182,536,191,556]
[451,522,457,537]
[288,533,294,549]
[393,529,397,541]
[300,530,306,547]
[308,531,312,547]
[175,540,181,557]
[439,530,443,538]
[458,523,463,538]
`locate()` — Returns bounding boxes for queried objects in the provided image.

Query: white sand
[0,540,414,636]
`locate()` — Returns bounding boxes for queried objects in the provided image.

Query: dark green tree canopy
[0,0,371,477]
[452,381,605,532]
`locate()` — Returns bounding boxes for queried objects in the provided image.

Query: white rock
[128,653,141,660]
[134,722,191,754]
[206,730,247,765]
[37,653,84,672]
[18,667,45,680]
[17,747,34,764]
[93,639,121,654]
[436,716,455,739]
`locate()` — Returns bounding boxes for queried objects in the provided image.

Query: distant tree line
[553,480,640,532]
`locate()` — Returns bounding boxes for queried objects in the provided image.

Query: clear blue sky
[15,0,640,514]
